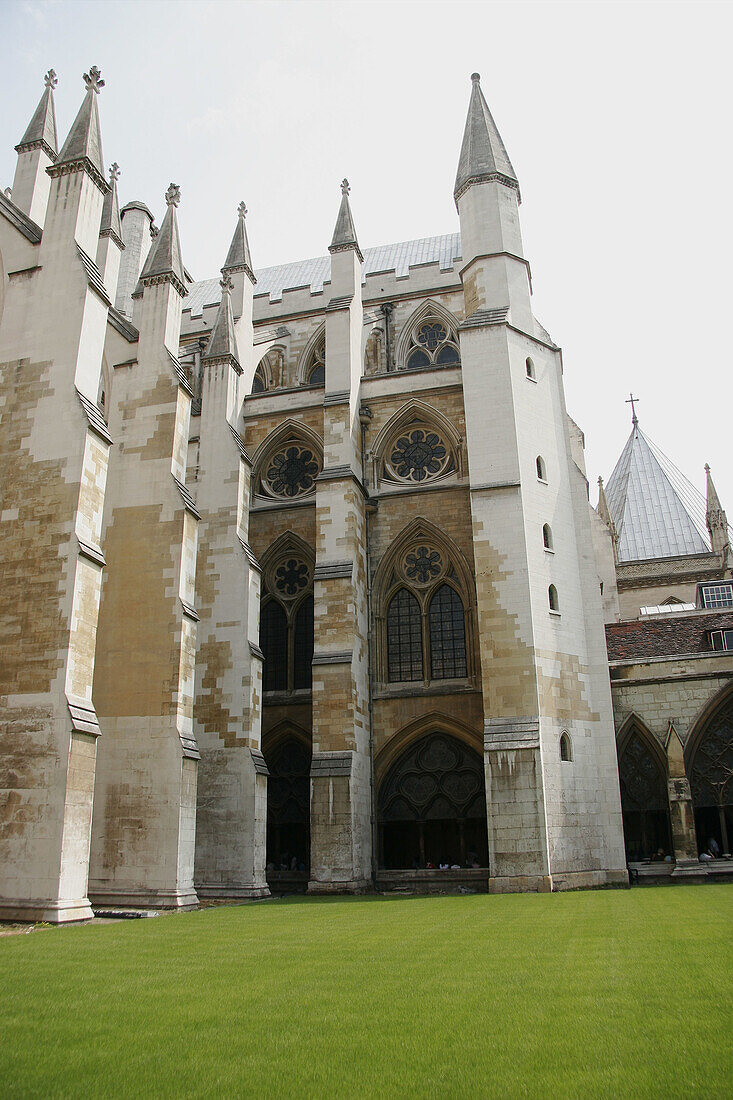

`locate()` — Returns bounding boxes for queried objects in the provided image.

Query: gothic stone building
[0,68,729,922]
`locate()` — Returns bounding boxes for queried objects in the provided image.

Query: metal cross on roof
[626,392,640,427]
[44,69,58,90]
[83,66,105,94]
[238,201,247,219]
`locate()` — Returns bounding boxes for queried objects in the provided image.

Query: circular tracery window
[405,317,460,371]
[273,557,311,598]
[403,545,444,585]
[264,445,320,498]
[389,429,449,483]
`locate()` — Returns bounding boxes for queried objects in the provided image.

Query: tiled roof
[606,611,733,661]
[605,425,710,562]
[184,232,462,316]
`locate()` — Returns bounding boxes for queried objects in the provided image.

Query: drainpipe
[382,303,394,372]
[359,404,378,889]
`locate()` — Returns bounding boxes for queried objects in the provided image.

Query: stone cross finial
[83,66,105,94]
[238,201,247,219]
[705,463,711,474]
[165,183,181,208]
[220,272,234,293]
[598,476,604,488]
[44,69,58,90]
[625,392,640,427]
[341,178,350,196]
[109,162,121,183]
[471,72,481,83]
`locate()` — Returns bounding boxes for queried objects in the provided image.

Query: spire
[55,66,105,186]
[136,183,187,297]
[16,69,58,158]
[99,162,123,246]
[222,201,255,282]
[705,463,729,554]
[454,73,519,204]
[202,273,240,371]
[329,178,363,261]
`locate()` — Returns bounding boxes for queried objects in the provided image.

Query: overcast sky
[2,0,731,514]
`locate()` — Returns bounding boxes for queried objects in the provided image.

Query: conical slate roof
[57,74,104,179]
[604,423,710,562]
[16,77,58,155]
[454,73,518,201]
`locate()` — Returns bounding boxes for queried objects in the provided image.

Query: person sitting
[653,848,666,861]
[708,837,721,858]
[699,849,713,861]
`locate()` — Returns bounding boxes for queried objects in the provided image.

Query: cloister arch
[685,682,733,854]
[261,720,312,878]
[617,714,672,861]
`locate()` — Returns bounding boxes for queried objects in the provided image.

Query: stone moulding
[323,390,350,407]
[75,243,111,307]
[76,389,113,445]
[167,349,194,396]
[179,730,200,760]
[66,693,102,737]
[248,641,264,660]
[108,306,138,343]
[313,560,353,581]
[310,751,353,777]
[484,716,540,752]
[173,476,201,520]
[250,749,269,775]
[312,651,352,665]
[77,537,106,567]
[0,188,42,242]
[180,599,199,622]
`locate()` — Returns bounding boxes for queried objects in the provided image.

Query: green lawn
[1,886,731,1098]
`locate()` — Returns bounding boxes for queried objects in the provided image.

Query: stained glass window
[390,430,448,482]
[309,363,325,385]
[251,369,266,394]
[416,322,447,348]
[429,584,467,679]
[387,589,423,682]
[407,349,430,371]
[293,596,314,690]
[403,315,460,371]
[619,730,671,861]
[264,446,320,498]
[436,345,460,366]
[260,599,288,691]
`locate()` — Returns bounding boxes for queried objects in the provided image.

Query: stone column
[667,725,700,873]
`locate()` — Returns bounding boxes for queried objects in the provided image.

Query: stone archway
[688,693,733,855]
[618,726,672,861]
[263,734,312,883]
[377,732,488,870]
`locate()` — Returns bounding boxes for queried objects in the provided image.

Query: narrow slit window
[536,456,546,481]
[548,584,559,612]
[526,357,535,379]
[560,732,572,761]
[543,524,553,550]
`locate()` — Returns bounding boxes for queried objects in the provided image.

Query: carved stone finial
[598,476,604,488]
[165,183,181,208]
[220,272,234,293]
[705,463,711,474]
[83,66,105,94]
[238,201,247,219]
[341,178,350,196]
[150,223,159,239]
[109,162,121,183]
[471,72,481,83]
[44,69,58,90]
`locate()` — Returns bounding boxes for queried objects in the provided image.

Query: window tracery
[253,423,323,502]
[259,539,315,695]
[403,317,460,371]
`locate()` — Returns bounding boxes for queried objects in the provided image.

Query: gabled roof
[454,73,518,202]
[604,424,711,562]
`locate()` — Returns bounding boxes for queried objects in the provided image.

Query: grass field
[1,885,732,1098]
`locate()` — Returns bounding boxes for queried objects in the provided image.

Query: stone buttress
[308,182,371,892]
[88,185,200,909]
[192,207,269,898]
[0,70,112,921]
[454,75,627,891]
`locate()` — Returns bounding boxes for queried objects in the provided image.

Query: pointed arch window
[251,365,266,394]
[402,315,460,372]
[259,548,315,696]
[304,335,326,385]
[254,425,323,502]
[619,728,672,861]
[689,692,733,855]
[382,541,472,686]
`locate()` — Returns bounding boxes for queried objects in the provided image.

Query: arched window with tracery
[689,693,733,855]
[300,329,326,386]
[379,531,473,687]
[251,364,267,394]
[371,403,464,492]
[259,541,315,696]
[402,316,460,372]
[253,423,323,503]
[377,732,488,869]
[618,727,672,861]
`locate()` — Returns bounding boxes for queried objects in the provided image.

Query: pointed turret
[12,69,59,225]
[136,183,187,297]
[55,65,105,187]
[454,73,519,204]
[16,69,58,158]
[96,162,124,302]
[705,464,729,557]
[329,178,363,260]
[222,201,256,326]
[453,74,530,328]
[203,274,240,373]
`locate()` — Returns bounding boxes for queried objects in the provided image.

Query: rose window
[264,445,320,498]
[403,546,443,585]
[274,557,311,598]
[389,429,449,483]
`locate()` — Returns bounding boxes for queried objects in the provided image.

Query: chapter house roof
[604,423,711,562]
